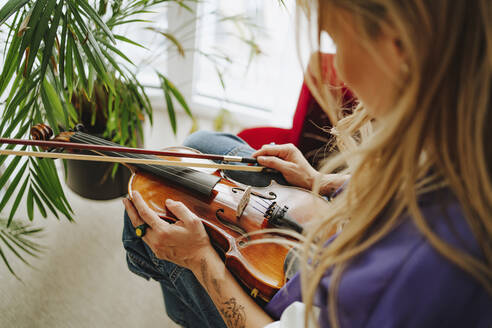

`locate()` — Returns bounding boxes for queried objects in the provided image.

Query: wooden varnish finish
[128,148,331,302]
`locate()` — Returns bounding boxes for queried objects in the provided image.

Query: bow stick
[0,149,265,172]
[0,138,258,164]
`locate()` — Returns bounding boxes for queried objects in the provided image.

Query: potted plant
[0,0,267,275]
[0,0,200,276]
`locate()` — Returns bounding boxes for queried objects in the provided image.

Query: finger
[123,198,145,228]
[131,191,167,228]
[165,199,197,226]
[142,224,182,249]
[256,156,293,171]
[252,144,294,159]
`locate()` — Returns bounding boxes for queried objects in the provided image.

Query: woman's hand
[124,192,274,328]
[252,143,319,190]
[123,191,214,271]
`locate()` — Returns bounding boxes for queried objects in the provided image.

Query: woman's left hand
[123,191,214,271]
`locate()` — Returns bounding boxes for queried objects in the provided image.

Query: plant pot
[65,151,132,200]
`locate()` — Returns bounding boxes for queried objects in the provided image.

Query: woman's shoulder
[317,187,491,328]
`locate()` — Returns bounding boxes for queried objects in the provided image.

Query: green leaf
[34,157,73,215]
[162,75,193,118]
[0,0,29,25]
[110,19,151,27]
[99,46,126,78]
[65,30,75,94]
[41,79,65,129]
[110,163,119,179]
[0,218,44,277]
[31,187,47,218]
[2,79,38,125]
[0,150,25,191]
[1,232,38,258]
[68,3,114,92]
[147,27,185,57]
[24,0,58,78]
[59,11,68,90]
[87,65,95,99]
[0,105,30,140]
[0,21,22,96]
[70,31,87,90]
[0,246,19,278]
[30,162,63,212]
[99,39,134,66]
[30,177,60,220]
[26,186,34,221]
[39,0,63,80]
[0,233,29,265]
[72,0,115,43]
[7,177,29,226]
[0,160,28,218]
[114,34,147,49]
[175,0,193,13]
[162,81,177,135]
[2,6,21,53]
[120,97,129,142]
[19,0,47,59]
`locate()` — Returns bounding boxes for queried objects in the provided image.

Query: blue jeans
[122,131,287,327]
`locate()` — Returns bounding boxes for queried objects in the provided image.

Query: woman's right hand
[252,143,319,190]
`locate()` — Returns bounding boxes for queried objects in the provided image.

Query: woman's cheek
[333,49,359,95]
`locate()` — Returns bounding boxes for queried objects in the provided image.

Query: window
[192,0,304,126]
[167,0,307,127]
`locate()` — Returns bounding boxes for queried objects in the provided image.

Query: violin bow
[0,148,265,172]
[0,138,258,164]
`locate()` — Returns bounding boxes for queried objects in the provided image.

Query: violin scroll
[30,124,75,147]
[30,124,53,141]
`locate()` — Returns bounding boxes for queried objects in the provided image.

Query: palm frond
[0,217,43,278]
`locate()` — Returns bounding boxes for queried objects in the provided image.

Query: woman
[122,0,492,327]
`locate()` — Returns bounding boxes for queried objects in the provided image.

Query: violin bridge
[236,186,251,218]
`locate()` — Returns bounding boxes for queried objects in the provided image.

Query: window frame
[163,1,304,129]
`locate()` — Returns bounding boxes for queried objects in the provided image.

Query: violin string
[73,133,216,189]
[76,133,277,217]
[74,133,270,208]
[251,205,265,213]
[74,133,213,186]
[252,200,269,210]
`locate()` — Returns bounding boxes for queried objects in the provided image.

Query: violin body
[129,147,332,302]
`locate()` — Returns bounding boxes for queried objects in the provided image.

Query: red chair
[238,53,355,167]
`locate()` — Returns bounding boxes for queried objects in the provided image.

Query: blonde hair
[295,0,492,326]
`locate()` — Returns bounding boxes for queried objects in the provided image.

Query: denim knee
[183,131,249,158]
[122,211,226,328]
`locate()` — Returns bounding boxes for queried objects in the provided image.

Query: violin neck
[69,132,220,198]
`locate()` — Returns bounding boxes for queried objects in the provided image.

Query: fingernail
[166,199,174,205]
[132,191,138,198]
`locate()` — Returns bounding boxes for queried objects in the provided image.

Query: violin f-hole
[215,209,248,237]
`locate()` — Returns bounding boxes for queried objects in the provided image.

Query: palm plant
[0,0,269,275]
[0,0,198,275]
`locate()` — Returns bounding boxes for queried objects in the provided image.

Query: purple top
[265,187,492,327]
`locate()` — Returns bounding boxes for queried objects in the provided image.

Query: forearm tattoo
[199,258,246,328]
[220,298,246,328]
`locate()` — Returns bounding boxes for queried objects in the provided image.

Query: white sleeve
[263,302,320,328]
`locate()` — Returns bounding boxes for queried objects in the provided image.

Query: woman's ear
[393,38,409,76]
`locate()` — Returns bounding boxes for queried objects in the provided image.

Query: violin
[1,124,333,302]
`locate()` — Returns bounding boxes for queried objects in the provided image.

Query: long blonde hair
[296,0,492,326]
